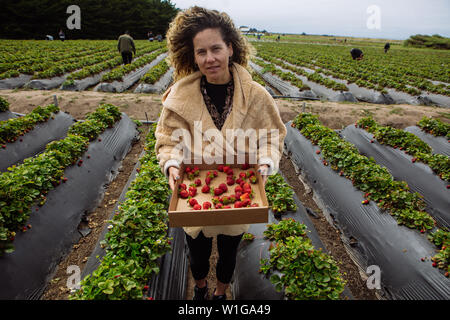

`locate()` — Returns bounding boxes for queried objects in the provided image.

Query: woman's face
[193,28,233,84]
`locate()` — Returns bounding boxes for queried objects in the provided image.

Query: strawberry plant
[0,104,59,144]
[71,123,172,300]
[260,218,346,300]
[357,117,450,182]
[428,228,450,273]
[0,104,122,255]
[0,96,9,112]
[417,117,450,139]
[265,174,297,214]
[292,113,435,231]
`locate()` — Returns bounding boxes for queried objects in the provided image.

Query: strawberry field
[1,36,450,301]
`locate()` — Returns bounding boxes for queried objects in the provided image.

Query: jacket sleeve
[249,83,287,175]
[155,106,190,177]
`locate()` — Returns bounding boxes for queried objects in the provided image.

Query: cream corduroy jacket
[155,63,286,239]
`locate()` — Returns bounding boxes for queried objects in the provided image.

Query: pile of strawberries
[178,163,260,210]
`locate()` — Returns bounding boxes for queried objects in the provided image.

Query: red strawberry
[193,204,202,210]
[243,183,252,193]
[412,158,417,163]
[215,203,224,209]
[223,166,231,174]
[201,185,210,193]
[370,140,374,143]
[179,189,189,199]
[189,189,197,197]
[316,150,320,154]
[446,185,450,189]
[235,185,243,193]
[432,262,437,268]
[249,176,257,184]
[221,196,230,205]
[205,176,212,185]
[239,172,247,179]
[213,171,218,177]
[242,199,251,207]
[179,183,187,190]
[212,196,221,205]
[217,165,224,172]
[229,195,236,203]
[240,192,251,202]
[241,163,250,170]
[203,202,212,210]
[234,201,243,208]
[226,177,235,186]
[218,183,228,193]
[247,170,255,177]
[188,198,198,207]
[226,169,234,176]
[421,257,425,262]
[235,191,242,199]
[445,272,449,278]
[194,178,201,186]
[185,167,191,173]
[223,205,232,209]
[250,203,259,207]
[362,200,369,205]
[214,188,223,196]
[235,178,243,185]
[2,145,6,149]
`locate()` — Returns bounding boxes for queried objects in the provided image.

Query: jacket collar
[162,63,253,133]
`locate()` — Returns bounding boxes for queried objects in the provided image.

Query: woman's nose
[206,51,215,62]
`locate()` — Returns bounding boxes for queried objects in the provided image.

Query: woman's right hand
[168,166,180,191]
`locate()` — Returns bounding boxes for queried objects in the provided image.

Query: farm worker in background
[117,31,136,65]
[157,34,163,42]
[350,48,364,60]
[45,35,53,40]
[59,29,65,41]
[384,42,390,53]
[148,30,154,41]
[155,6,286,300]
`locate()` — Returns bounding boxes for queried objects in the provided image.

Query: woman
[155,6,286,300]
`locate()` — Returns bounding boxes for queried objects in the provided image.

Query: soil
[3,89,448,301]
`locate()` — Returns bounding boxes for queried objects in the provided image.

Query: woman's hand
[257,164,270,186]
[168,166,180,191]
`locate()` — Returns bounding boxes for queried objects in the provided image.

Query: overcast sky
[171,0,450,40]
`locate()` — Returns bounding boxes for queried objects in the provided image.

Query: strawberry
[446,185,450,189]
[189,189,197,197]
[143,285,149,291]
[362,200,369,205]
[179,189,189,199]
[98,138,102,142]
[218,183,228,193]
[217,164,224,172]
[179,183,187,190]
[205,176,212,185]
[241,163,250,170]
[243,183,252,194]
[235,191,242,199]
[235,185,243,193]
[223,205,232,209]
[240,192,250,202]
[239,172,247,179]
[249,176,257,184]
[235,178,243,185]
[432,262,437,268]
[226,169,234,176]
[185,167,191,173]
[247,170,255,177]
[250,203,259,207]
[203,202,212,210]
[212,196,221,205]
[412,158,417,163]
[421,257,425,262]
[188,198,198,207]
[226,177,235,186]
[316,150,320,154]
[215,203,224,209]
[193,204,202,210]
[445,272,449,278]
[194,178,201,187]
[223,166,231,174]
[234,201,243,208]
[229,195,236,203]
[213,171,218,177]
[370,140,374,143]
[214,188,223,196]
[222,196,230,205]
[201,185,210,193]
[1,145,6,149]
[242,199,251,207]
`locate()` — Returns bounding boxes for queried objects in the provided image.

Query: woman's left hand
[258,164,270,186]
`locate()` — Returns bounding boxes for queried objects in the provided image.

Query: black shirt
[205,79,228,115]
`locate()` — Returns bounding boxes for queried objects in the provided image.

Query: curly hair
[166,6,253,82]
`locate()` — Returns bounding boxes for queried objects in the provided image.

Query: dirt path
[3,89,448,300]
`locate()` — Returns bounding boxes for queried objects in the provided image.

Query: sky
[170,0,450,40]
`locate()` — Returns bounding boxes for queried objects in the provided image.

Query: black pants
[185,231,243,284]
[121,51,133,65]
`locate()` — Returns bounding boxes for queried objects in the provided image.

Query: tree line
[0,0,179,40]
